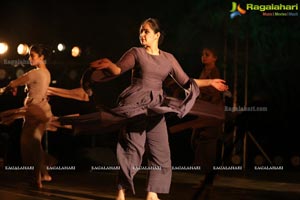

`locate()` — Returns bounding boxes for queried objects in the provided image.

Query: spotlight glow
[57,43,66,51]
[17,44,30,55]
[0,42,8,54]
[254,155,265,166]
[291,155,300,167]
[71,46,81,57]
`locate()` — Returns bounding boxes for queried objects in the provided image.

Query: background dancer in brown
[191,46,225,191]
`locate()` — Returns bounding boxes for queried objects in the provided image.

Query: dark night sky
[1,0,299,160]
[0,0,195,55]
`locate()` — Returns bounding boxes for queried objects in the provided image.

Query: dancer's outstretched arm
[47,87,89,102]
[193,78,228,91]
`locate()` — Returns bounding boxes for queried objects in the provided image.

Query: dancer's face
[29,51,45,67]
[139,22,160,47]
[201,48,217,66]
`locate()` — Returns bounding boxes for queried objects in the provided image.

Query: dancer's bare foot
[146,192,160,200]
[41,174,52,182]
[116,189,125,200]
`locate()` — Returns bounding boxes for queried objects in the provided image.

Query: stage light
[71,46,81,57]
[0,42,8,54]
[231,154,241,165]
[290,155,300,167]
[15,68,25,78]
[17,44,30,55]
[254,155,265,166]
[57,43,66,51]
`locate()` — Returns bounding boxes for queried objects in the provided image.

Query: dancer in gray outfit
[90,18,228,200]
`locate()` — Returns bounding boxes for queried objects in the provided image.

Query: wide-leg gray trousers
[116,115,172,194]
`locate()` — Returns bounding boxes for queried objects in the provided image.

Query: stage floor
[0,168,300,200]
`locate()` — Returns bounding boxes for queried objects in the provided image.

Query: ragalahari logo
[230,2,247,19]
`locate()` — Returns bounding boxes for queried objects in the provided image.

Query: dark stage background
[0,0,299,170]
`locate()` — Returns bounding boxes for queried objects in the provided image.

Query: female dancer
[90,18,228,200]
[0,44,56,188]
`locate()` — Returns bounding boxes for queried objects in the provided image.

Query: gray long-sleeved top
[112,47,200,118]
